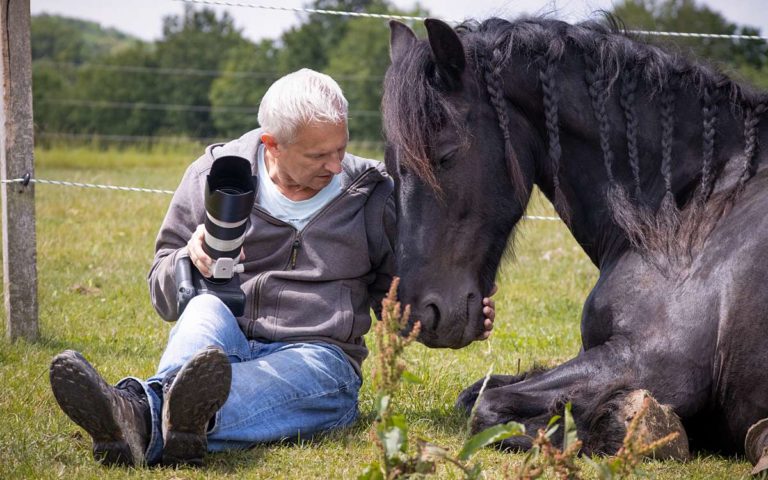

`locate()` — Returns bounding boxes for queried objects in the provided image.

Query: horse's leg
[456,369,548,413]
[465,343,687,456]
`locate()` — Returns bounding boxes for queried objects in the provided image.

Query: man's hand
[187,224,246,278]
[187,224,214,277]
[479,284,498,340]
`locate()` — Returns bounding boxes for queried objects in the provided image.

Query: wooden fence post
[1,0,38,341]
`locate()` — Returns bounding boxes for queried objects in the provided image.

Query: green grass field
[0,144,754,478]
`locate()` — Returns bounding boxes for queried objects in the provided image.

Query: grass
[0,143,754,478]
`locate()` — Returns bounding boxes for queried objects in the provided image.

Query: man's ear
[261,133,279,155]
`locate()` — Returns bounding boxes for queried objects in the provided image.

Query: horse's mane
[383,15,768,267]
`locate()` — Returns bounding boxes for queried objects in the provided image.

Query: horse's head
[383,19,539,348]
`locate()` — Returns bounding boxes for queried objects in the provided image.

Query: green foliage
[154,6,250,137]
[326,15,391,142]
[31,14,138,63]
[457,422,525,463]
[28,0,768,146]
[29,1,430,143]
[67,44,162,136]
[612,0,768,71]
[209,40,277,137]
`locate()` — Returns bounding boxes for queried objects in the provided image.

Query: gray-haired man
[49,69,496,467]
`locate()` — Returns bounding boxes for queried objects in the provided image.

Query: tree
[31,14,136,63]
[153,6,250,137]
[612,0,767,71]
[31,14,143,137]
[65,43,163,136]
[209,40,279,137]
[326,15,391,142]
[277,0,377,73]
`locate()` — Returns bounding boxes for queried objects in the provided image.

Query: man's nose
[326,153,343,174]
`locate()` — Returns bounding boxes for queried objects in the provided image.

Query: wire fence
[171,0,768,42]
[1,176,563,221]
[25,0,766,226]
[39,98,381,117]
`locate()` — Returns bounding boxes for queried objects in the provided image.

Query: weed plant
[361,280,680,480]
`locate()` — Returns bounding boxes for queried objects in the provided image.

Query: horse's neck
[540,79,760,268]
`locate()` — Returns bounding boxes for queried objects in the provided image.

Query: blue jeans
[119,294,362,464]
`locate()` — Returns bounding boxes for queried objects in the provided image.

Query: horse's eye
[435,147,459,170]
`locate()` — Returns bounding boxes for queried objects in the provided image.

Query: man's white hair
[258,68,348,143]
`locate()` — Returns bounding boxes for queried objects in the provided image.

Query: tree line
[31,0,768,144]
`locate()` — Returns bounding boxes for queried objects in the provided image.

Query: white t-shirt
[256,144,342,231]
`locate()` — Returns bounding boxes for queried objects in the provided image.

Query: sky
[29,0,768,43]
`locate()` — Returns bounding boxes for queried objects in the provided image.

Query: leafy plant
[361,280,681,480]
[360,278,525,479]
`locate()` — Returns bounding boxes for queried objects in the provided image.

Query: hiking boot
[161,346,231,466]
[746,418,768,475]
[49,350,150,467]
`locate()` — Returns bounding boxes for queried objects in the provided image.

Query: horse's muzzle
[411,292,484,349]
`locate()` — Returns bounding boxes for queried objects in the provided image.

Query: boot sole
[49,350,145,466]
[162,347,231,466]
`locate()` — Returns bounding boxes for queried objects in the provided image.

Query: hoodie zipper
[289,238,301,269]
[251,166,379,318]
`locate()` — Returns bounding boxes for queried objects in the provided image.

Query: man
[49,69,496,467]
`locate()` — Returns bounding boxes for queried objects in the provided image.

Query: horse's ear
[389,20,417,64]
[425,18,465,76]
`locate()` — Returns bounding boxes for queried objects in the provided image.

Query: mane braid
[660,81,676,196]
[538,53,567,219]
[484,47,528,204]
[699,86,718,203]
[619,68,641,199]
[585,50,616,185]
[734,102,767,196]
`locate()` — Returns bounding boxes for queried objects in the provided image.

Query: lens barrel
[203,155,256,267]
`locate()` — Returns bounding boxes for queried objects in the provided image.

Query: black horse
[383,16,768,469]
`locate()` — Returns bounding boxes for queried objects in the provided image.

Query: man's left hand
[479,284,498,340]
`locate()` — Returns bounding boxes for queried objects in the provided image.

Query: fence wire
[2,177,175,195]
[0,177,561,221]
[171,0,768,42]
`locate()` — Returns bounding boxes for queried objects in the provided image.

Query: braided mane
[383,16,768,264]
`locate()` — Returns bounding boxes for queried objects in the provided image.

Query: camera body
[176,155,257,317]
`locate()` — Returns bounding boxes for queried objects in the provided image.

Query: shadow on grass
[33,334,160,364]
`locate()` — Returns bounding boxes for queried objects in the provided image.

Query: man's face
[267,121,348,194]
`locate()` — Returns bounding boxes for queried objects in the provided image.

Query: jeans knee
[176,294,237,333]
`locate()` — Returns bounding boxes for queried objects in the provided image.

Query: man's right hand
[187,224,213,277]
[187,224,246,278]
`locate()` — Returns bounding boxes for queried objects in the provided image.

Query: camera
[176,155,256,317]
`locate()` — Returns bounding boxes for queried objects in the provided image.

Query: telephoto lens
[175,155,256,317]
[203,155,256,278]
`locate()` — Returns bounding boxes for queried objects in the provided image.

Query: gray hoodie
[147,129,396,375]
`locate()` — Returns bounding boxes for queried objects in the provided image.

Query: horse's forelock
[383,40,465,190]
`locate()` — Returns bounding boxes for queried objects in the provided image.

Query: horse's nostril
[426,303,441,332]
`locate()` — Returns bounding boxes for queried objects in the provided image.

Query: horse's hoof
[618,390,690,461]
[745,418,768,475]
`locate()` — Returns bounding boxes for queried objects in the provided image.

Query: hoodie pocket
[264,280,357,343]
[339,284,354,342]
